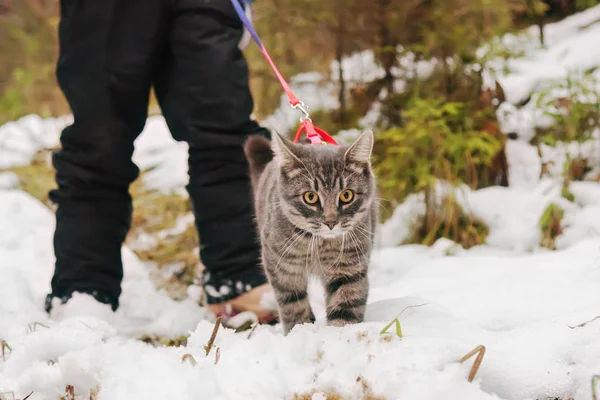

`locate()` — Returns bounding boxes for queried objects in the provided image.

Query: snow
[0,189,209,342]
[0,172,18,190]
[3,6,600,400]
[4,185,600,399]
[131,117,189,192]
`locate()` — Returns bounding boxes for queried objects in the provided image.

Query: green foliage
[535,73,600,145]
[374,97,501,203]
[0,0,66,123]
[539,203,564,249]
[561,186,575,202]
[373,97,496,247]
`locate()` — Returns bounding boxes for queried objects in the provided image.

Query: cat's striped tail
[244,134,273,191]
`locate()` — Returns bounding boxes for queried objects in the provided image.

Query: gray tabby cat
[244,130,377,334]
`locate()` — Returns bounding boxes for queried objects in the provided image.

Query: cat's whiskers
[273,230,305,272]
[374,199,391,214]
[352,225,373,241]
[347,230,365,262]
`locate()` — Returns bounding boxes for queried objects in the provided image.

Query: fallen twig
[204,317,222,356]
[181,354,197,366]
[568,315,600,329]
[592,375,600,400]
[458,345,486,383]
[215,347,220,364]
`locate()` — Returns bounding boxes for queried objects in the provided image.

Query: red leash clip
[291,102,338,145]
[293,119,338,145]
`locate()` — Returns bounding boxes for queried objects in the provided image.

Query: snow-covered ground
[3,6,600,400]
[3,183,600,399]
[4,183,600,400]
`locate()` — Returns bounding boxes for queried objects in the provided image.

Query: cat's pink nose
[324,220,338,230]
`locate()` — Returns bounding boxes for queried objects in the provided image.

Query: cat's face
[271,131,375,239]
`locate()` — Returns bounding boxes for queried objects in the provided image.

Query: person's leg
[48,0,165,311]
[154,0,271,312]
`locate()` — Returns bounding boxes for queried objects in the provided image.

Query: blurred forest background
[1,0,600,285]
[2,1,597,124]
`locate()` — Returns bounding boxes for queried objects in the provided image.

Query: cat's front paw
[326,313,363,328]
[282,312,316,335]
[327,319,352,328]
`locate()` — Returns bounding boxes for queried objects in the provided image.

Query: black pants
[49,0,268,310]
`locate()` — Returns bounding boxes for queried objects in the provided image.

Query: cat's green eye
[303,191,319,205]
[339,189,354,204]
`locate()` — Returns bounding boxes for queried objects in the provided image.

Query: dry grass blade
[234,319,254,333]
[181,353,197,366]
[458,345,486,383]
[247,323,258,339]
[592,375,600,400]
[89,386,99,400]
[1,339,12,360]
[215,347,220,364]
[398,303,429,317]
[28,322,49,333]
[204,317,222,356]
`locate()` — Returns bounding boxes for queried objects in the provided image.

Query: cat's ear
[271,132,301,166]
[345,130,374,163]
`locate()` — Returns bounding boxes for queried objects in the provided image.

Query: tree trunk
[336,1,347,126]
[377,0,401,127]
[527,0,546,47]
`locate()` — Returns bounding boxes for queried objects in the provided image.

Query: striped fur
[244,131,376,334]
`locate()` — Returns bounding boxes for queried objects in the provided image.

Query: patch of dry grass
[291,379,386,400]
[407,195,489,250]
[138,335,189,347]
[5,150,56,207]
